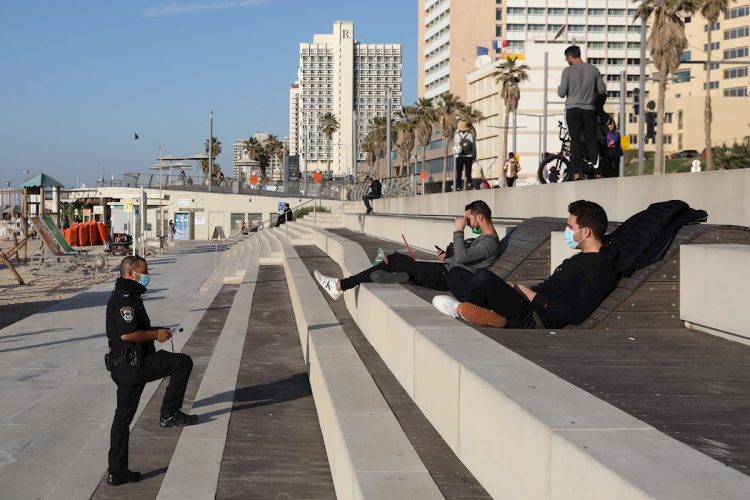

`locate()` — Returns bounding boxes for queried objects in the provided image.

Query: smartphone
[169,327,184,333]
[435,245,444,253]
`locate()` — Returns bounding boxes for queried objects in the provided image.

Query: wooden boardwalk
[216,265,335,499]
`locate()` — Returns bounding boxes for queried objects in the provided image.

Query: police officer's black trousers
[108,350,193,473]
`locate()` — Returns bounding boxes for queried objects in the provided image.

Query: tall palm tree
[636,0,698,175]
[241,136,262,182]
[395,106,417,176]
[700,0,733,170]
[202,136,222,178]
[414,97,435,177]
[320,112,339,175]
[436,92,463,192]
[494,57,529,187]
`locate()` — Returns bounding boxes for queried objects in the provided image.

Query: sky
[0,0,418,189]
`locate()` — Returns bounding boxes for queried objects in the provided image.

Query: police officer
[105,255,197,486]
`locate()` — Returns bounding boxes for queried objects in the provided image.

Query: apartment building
[293,21,402,176]
[418,0,497,100]
[643,5,750,154]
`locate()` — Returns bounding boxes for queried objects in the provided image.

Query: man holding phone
[314,200,502,300]
[104,256,198,486]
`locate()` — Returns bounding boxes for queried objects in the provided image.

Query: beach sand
[0,238,117,330]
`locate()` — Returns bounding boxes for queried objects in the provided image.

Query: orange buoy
[68,223,79,247]
[87,221,100,246]
[96,222,109,244]
[79,222,90,246]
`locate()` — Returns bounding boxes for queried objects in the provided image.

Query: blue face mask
[564,227,581,249]
[134,272,151,288]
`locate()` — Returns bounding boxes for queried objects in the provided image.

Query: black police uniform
[106,277,193,477]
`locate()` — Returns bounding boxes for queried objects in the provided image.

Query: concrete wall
[351,169,750,227]
[681,244,750,342]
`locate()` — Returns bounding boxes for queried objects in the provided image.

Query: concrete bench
[307,225,750,500]
[681,244,750,343]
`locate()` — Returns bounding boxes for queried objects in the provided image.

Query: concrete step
[257,229,282,265]
[271,230,443,499]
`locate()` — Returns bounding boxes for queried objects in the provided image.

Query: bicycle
[537,121,599,183]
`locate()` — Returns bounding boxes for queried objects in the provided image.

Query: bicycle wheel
[537,154,571,184]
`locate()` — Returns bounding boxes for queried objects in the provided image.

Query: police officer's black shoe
[107,469,142,486]
[159,409,199,428]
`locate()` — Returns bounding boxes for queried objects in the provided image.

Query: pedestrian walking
[503,153,520,187]
[606,120,623,176]
[453,120,476,191]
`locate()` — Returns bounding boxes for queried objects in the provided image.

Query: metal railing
[96,173,350,200]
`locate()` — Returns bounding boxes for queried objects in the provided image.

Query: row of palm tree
[636,0,733,173]
[200,137,222,178]
[362,94,488,192]
[241,134,285,179]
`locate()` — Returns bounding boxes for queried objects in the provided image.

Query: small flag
[492,40,508,51]
[476,46,489,56]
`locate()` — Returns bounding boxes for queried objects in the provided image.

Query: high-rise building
[642,7,750,154]
[293,21,403,176]
[289,82,300,156]
[418,0,497,100]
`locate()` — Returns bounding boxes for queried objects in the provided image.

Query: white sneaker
[432,295,460,319]
[314,270,343,301]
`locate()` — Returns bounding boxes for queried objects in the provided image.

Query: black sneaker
[107,469,142,486]
[159,409,199,428]
[366,208,373,214]
[370,271,409,284]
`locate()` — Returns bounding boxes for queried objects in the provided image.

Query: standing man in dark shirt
[362,175,382,214]
[105,256,197,486]
[433,200,616,328]
[558,46,607,180]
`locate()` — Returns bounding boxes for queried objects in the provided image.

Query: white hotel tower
[292,21,403,177]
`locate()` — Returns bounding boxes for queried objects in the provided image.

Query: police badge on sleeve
[120,306,135,323]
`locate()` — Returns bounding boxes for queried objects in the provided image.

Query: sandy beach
[0,238,117,330]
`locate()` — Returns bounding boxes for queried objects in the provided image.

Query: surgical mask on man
[564,227,583,249]
[134,272,151,288]
[467,216,482,235]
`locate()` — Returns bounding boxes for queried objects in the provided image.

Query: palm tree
[700,0,733,170]
[456,104,484,136]
[395,106,417,176]
[436,92,463,192]
[636,0,698,174]
[362,133,378,175]
[320,112,339,175]
[200,137,223,178]
[240,136,262,182]
[414,97,435,177]
[494,57,529,187]
[265,134,284,179]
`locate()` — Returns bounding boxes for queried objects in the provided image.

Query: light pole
[386,86,393,177]
[208,111,213,192]
[158,145,163,239]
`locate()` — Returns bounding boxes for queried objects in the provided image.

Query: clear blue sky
[0,0,417,188]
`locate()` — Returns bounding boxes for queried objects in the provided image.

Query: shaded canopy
[20,173,65,189]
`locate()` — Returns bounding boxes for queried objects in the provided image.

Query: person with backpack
[452,120,476,191]
[503,153,520,187]
[471,161,485,190]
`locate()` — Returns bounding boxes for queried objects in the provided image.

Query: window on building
[608,42,626,48]
[726,5,750,19]
[606,90,621,98]
[608,9,625,15]
[507,7,524,15]
[725,26,750,40]
[627,41,641,49]
[680,50,692,61]
[627,74,640,81]
[589,25,606,32]
[568,25,585,32]
[528,7,545,15]
[724,66,748,79]
[724,47,749,59]
[703,81,720,90]
[568,8,585,15]
[607,74,621,81]
[548,7,565,15]
[496,25,503,37]
[629,134,638,145]
[588,8,605,15]
[664,113,673,123]
[496,8,502,20]
[589,57,605,64]
[705,22,721,31]
[528,24,546,32]
[704,41,721,51]
[628,25,641,33]
[507,24,524,31]
[627,58,641,65]
[608,25,626,32]
[588,41,605,48]
[607,58,625,64]
[724,86,749,96]
[672,69,691,83]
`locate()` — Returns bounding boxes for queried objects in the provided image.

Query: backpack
[459,132,472,156]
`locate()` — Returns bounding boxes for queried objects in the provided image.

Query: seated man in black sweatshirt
[433,200,616,328]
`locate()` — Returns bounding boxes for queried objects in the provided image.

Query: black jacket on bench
[605,200,707,278]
